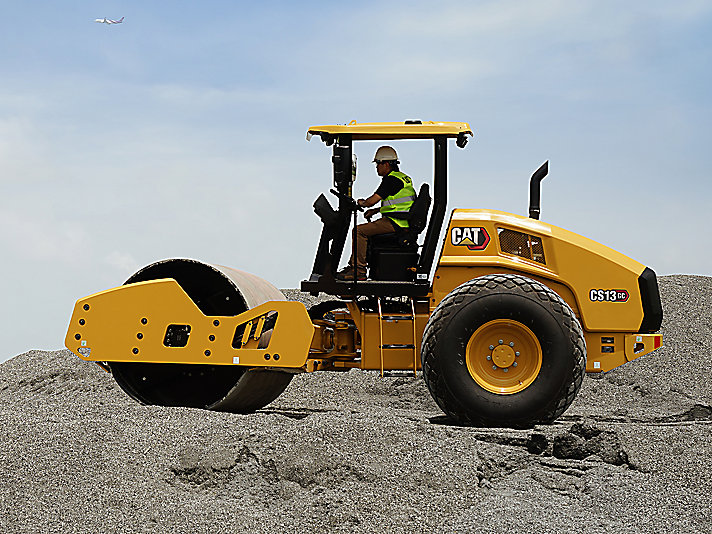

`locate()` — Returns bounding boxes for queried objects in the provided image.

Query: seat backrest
[367,183,431,278]
[407,183,431,235]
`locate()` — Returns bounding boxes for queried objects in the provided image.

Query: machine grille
[498,228,546,264]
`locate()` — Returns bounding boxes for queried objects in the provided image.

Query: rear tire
[421,274,585,428]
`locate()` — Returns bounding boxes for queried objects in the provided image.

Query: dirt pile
[0,275,710,533]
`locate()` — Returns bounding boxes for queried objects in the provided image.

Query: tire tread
[422,274,586,427]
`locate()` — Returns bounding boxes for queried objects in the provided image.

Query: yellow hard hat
[373,146,399,164]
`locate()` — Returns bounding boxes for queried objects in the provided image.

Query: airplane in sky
[94,17,124,25]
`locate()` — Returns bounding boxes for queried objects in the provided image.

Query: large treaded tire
[421,274,586,428]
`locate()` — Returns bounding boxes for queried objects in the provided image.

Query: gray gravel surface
[1,275,710,533]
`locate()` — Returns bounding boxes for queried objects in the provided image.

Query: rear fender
[434,209,662,333]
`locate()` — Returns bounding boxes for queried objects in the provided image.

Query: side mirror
[332,144,352,188]
[456,132,469,148]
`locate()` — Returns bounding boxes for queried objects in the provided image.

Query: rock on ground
[0,275,710,533]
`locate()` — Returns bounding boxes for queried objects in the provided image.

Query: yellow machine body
[63,120,663,423]
[66,279,315,368]
[431,209,662,372]
[307,120,473,141]
[65,208,662,375]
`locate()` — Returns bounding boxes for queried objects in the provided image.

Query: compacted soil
[0,275,710,533]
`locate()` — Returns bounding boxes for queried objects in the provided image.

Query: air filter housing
[498,228,546,265]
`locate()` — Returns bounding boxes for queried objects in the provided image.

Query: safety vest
[380,171,416,228]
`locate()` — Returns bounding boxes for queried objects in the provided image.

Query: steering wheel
[329,189,364,212]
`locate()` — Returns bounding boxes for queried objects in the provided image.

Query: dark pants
[347,217,396,273]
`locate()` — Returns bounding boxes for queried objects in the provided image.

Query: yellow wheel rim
[465,319,542,395]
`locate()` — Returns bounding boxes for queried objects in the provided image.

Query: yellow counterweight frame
[65,279,315,368]
[584,331,663,372]
[303,305,663,375]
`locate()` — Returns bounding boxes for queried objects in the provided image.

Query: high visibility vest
[379,171,416,228]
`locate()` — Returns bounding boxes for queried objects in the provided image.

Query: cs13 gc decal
[589,289,629,302]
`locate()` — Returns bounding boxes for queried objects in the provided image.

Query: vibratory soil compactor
[65,121,663,427]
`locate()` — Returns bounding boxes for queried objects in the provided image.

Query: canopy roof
[307,120,473,141]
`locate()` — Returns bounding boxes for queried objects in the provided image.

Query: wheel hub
[465,319,543,395]
[491,345,516,368]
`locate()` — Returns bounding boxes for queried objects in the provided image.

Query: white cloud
[104,250,139,276]
[396,0,579,35]
[0,117,54,184]
[0,209,89,264]
[148,83,299,109]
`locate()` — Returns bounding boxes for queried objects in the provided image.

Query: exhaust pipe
[528,160,549,220]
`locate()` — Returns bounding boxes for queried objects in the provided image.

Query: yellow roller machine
[66,120,663,427]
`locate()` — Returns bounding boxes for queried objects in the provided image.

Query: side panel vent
[498,228,546,265]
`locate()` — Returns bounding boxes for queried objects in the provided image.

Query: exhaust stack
[528,161,549,220]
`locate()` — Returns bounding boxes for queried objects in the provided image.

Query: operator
[337,146,416,281]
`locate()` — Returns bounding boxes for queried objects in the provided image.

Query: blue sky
[1,1,710,361]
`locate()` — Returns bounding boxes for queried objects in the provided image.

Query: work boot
[336,267,367,281]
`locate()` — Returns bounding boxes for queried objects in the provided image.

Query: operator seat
[367,183,431,281]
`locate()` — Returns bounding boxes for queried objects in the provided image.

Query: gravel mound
[1,275,710,533]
